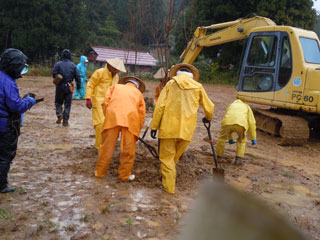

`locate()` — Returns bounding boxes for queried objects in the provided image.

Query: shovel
[202,118,225,179]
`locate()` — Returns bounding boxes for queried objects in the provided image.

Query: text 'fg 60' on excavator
[179,15,320,145]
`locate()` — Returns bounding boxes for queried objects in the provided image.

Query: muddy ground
[0,76,319,240]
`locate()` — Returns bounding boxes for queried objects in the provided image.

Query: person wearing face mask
[0,48,37,193]
[74,55,88,100]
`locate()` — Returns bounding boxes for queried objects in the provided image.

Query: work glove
[252,140,257,146]
[135,136,139,142]
[150,129,157,139]
[86,99,92,109]
[228,140,236,144]
[202,117,210,124]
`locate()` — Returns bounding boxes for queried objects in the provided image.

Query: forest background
[0,0,319,83]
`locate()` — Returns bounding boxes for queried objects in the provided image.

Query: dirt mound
[64,140,213,191]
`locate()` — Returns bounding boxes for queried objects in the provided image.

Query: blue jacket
[0,71,34,131]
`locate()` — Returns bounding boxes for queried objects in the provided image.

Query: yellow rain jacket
[102,83,146,137]
[221,99,256,140]
[85,66,119,126]
[151,74,214,141]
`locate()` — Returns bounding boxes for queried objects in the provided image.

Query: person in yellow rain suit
[150,64,214,194]
[95,76,146,181]
[216,99,257,165]
[85,58,126,149]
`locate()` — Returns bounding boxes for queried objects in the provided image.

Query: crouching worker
[150,64,214,194]
[0,48,37,193]
[216,99,257,165]
[95,76,146,181]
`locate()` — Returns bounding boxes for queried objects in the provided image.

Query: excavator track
[253,109,309,146]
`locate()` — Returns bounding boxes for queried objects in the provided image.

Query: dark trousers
[55,85,72,121]
[0,121,19,190]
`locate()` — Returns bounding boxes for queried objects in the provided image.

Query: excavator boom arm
[179,16,276,64]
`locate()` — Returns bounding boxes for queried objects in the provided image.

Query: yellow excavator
[179,15,320,145]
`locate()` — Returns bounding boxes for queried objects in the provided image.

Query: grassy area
[25,62,238,85]
[26,65,52,77]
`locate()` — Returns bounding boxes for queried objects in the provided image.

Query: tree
[0,0,87,62]
[139,0,184,83]
[314,13,320,38]
[86,0,122,47]
[93,17,122,47]
[257,0,316,29]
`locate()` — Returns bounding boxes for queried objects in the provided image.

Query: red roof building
[87,46,157,72]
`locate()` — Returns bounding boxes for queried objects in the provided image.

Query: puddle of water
[57,201,73,207]
[131,190,144,202]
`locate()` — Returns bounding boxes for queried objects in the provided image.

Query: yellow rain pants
[95,126,136,181]
[85,66,119,149]
[216,124,246,158]
[92,105,104,149]
[159,138,190,194]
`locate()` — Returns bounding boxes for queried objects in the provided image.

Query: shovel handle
[202,120,220,169]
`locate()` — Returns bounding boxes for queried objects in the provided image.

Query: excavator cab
[238,31,293,95]
[238,26,320,115]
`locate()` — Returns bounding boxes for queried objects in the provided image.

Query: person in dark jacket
[52,49,81,126]
[0,48,36,193]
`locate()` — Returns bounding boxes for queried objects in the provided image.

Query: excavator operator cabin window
[247,36,277,67]
[242,35,277,92]
[278,36,292,88]
[299,37,320,64]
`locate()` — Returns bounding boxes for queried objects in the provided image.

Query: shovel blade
[212,168,225,180]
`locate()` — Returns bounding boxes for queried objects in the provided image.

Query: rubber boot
[234,156,243,166]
